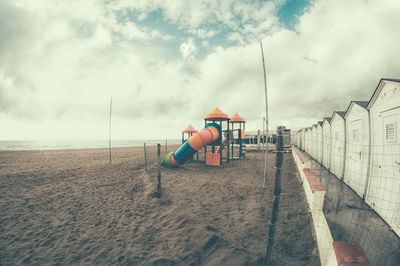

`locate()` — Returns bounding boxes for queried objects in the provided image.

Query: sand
[0,146,319,265]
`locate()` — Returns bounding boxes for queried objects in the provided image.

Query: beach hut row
[293,78,400,237]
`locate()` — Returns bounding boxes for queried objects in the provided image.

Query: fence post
[264,126,284,265]
[156,143,162,197]
[165,139,168,155]
[144,143,148,170]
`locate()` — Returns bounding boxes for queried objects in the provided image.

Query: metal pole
[109,97,112,165]
[144,143,148,170]
[218,121,221,164]
[260,41,269,189]
[156,143,162,197]
[242,122,246,157]
[363,109,373,200]
[263,117,266,147]
[232,129,234,158]
[227,120,230,163]
[264,127,283,265]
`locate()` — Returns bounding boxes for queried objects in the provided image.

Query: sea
[0,139,181,151]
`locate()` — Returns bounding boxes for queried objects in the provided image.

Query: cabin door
[380,110,400,235]
[323,130,330,167]
[332,125,342,177]
[347,119,364,195]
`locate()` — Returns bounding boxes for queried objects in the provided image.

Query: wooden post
[156,143,162,197]
[264,127,283,265]
[165,139,168,155]
[144,143,148,170]
[109,97,112,164]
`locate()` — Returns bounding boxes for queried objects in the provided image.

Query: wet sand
[0,147,319,265]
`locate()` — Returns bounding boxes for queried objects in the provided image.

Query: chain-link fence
[293,114,400,265]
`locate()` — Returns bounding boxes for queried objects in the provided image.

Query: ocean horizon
[0,139,181,151]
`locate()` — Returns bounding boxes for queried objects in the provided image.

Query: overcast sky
[1,0,400,140]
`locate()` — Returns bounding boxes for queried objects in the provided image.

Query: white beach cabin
[330,111,346,179]
[299,129,304,150]
[293,131,298,147]
[308,126,313,156]
[366,78,400,236]
[343,101,370,198]
[292,131,297,147]
[305,128,311,154]
[316,121,323,164]
[322,117,332,169]
[311,124,318,160]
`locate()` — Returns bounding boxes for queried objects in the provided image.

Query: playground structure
[203,107,230,166]
[181,124,198,143]
[161,107,247,167]
[182,124,199,161]
[228,113,246,159]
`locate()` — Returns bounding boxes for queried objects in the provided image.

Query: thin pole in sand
[263,117,265,148]
[264,126,283,265]
[144,143,148,170]
[165,139,168,155]
[260,40,269,189]
[109,97,112,165]
[156,143,162,197]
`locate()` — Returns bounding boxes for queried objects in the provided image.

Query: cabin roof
[323,117,331,124]
[344,100,369,119]
[367,78,400,109]
[353,101,369,108]
[335,111,346,119]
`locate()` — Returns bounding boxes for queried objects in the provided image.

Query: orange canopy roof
[182,124,198,133]
[230,112,246,123]
[205,107,230,121]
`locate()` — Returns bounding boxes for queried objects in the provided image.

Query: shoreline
[0,140,181,152]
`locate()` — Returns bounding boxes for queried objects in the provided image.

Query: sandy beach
[0,146,319,265]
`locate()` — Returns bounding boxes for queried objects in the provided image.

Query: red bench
[293,146,308,164]
[303,168,325,192]
[332,241,369,265]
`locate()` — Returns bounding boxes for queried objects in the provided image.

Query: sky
[1,0,400,140]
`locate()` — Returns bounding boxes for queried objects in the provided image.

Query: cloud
[180,38,197,59]
[194,0,400,130]
[112,21,174,41]
[110,0,283,43]
[1,0,400,140]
